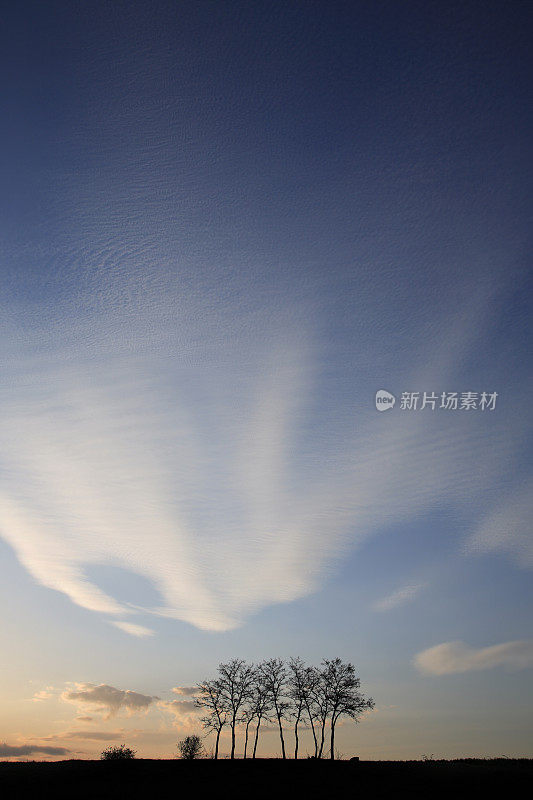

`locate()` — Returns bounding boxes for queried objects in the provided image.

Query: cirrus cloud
[414,639,533,675]
[466,479,533,568]
[0,268,529,633]
[111,621,154,638]
[373,582,428,612]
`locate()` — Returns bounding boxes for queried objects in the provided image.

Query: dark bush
[100,744,136,760]
[177,735,204,760]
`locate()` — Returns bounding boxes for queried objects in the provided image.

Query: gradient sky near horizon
[1,0,532,760]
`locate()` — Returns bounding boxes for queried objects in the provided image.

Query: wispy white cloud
[111,621,154,638]
[0,270,529,632]
[414,640,533,675]
[373,582,427,612]
[465,479,533,568]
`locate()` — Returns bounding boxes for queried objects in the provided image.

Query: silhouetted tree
[321,658,375,760]
[217,659,256,759]
[195,679,227,760]
[287,657,307,759]
[301,665,320,758]
[196,655,374,760]
[312,664,331,759]
[100,744,136,760]
[240,704,255,759]
[177,734,204,760]
[249,677,272,759]
[260,658,290,759]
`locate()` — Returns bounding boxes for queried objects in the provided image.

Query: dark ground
[1,758,531,799]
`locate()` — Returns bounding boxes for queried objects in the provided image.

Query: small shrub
[177,734,204,760]
[101,744,136,760]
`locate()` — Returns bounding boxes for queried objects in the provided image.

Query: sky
[1,0,532,760]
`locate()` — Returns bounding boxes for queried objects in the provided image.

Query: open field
[2,759,532,798]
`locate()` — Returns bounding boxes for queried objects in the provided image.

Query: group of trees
[195,657,374,760]
[99,657,374,762]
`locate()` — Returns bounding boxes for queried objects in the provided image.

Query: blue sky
[1,1,532,759]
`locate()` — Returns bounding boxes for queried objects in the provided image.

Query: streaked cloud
[111,621,154,638]
[0,267,529,633]
[466,479,533,568]
[172,687,197,696]
[0,742,70,757]
[62,683,159,718]
[373,582,428,612]
[66,731,123,741]
[43,730,125,742]
[414,640,533,675]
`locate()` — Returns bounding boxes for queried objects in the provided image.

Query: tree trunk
[214,728,221,760]
[230,715,236,759]
[277,712,286,759]
[252,717,262,759]
[318,719,326,758]
[330,721,335,760]
[305,702,318,757]
[243,720,251,759]
[294,709,301,759]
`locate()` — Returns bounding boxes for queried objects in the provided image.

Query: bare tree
[250,678,272,759]
[196,656,374,761]
[321,658,375,760]
[217,659,256,759]
[301,665,320,758]
[240,704,255,759]
[259,658,290,759]
[287,657,307,759]
[312,663,331,759]
[195,679,227,760]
